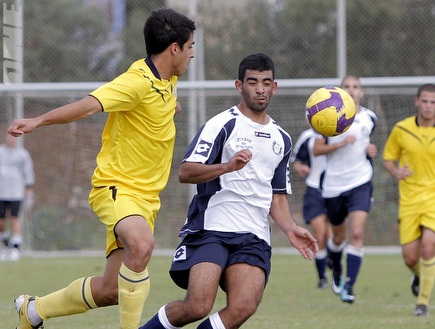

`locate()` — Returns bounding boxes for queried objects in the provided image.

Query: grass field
[1,252,433,328]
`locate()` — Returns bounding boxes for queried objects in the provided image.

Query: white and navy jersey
[179,106,293,246]
[291,128,327,189]
[320,106,377,198]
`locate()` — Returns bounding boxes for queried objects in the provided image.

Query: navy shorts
[303,186,327,224]
[169,230,272,291]
[324,181,373,226]
[0,200,22,219]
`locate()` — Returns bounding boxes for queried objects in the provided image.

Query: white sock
[209,312,226,329]
[158,305,181,329]
[315,249,327,260]
[27,300,43,325]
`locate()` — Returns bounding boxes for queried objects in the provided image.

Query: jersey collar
[145,56,161,80]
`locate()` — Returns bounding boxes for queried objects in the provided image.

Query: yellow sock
[119,263,150,329]
[417,257,435,306]
[411,262,420,277]
[36,276,97,320]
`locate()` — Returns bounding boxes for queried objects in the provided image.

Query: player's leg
[310,214,331,288]
[399,210,422,298]
[0,201,10,248]
[211,263,265,329]
[196,233,271,329]
[114,215,154,328]
[342,210,367,302]
[140,262,222,329]
[325,194,347,295]
[415,227,435,316]
[7,201,24,260]
[303,187,331,288]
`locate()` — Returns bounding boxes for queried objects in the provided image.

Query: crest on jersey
[195,140,212,157]
[272,141,283,155]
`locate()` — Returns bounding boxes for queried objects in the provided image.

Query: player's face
[237,70,277,113]
[415,90,435,122]
[341,77,364,106]
[174,33,195,76]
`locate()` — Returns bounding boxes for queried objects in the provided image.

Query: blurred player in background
[8,8,195,329]
[383,83,435,317]
[139,53,318,329]
[0,133,34,261]
[313,75,377,303]
[291,128,331,289]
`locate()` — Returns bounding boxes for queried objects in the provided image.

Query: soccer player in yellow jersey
[383,83,435,317]
[8,8,196,329]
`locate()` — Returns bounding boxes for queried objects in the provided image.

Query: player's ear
[235,79,242,93]
[170,42,179,55]
[272,81,278,94]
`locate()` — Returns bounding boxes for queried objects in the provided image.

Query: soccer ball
[305,86,356,137]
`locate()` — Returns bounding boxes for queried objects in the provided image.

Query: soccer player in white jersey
[139,53,318,329]
[313,75,377,303]
[291,128,331,289]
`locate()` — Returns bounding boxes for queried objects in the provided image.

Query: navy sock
[315,257,327,280]
[346,252,362,287]
[197,318,213,329]
[139,313,166,329]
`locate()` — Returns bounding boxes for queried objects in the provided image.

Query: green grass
[1,252,433,328]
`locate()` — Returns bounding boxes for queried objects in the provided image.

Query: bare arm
[269,193,318,260]
[312,135,355,156]
[8,95,102,136]
[179,149,252,184]
[292,161,310,178]
[383,160,413,180]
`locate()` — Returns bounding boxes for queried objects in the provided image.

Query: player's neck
[416,115,435,127]
[236,104,269,125]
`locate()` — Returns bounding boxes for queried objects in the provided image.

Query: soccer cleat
[331,274,343,295]
[340,284,355,303]
[317,278,328,289]
[15,294,44,329]
[411,274,419,297]
[414,304,429,317]
[8,248,21,261]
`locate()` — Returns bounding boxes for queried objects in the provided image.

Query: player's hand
[293,162,310,177]
[227,149,252,172]
[8,118,39,136]
[366,143,377,158]
[342,135,356,145]
[394,164,413,180]
[287,226,318,260]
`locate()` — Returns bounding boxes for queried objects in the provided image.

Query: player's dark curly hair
[238,53,275,81]
[144,8,196,56]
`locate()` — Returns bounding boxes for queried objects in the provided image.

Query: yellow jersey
[383,116,435,209]
[90,57,178,201]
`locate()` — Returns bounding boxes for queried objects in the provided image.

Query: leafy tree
[24,0,109,82]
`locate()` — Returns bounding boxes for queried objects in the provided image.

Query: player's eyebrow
[246,77,273,82]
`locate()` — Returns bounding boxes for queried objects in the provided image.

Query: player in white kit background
[313,75,377,303]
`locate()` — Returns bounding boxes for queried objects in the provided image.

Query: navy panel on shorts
[325,181,373,226]
[303,186,327,224]
[169,230,272,291]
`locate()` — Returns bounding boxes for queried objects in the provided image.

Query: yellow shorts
[399,206,435,245]
[88,186,159,257]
